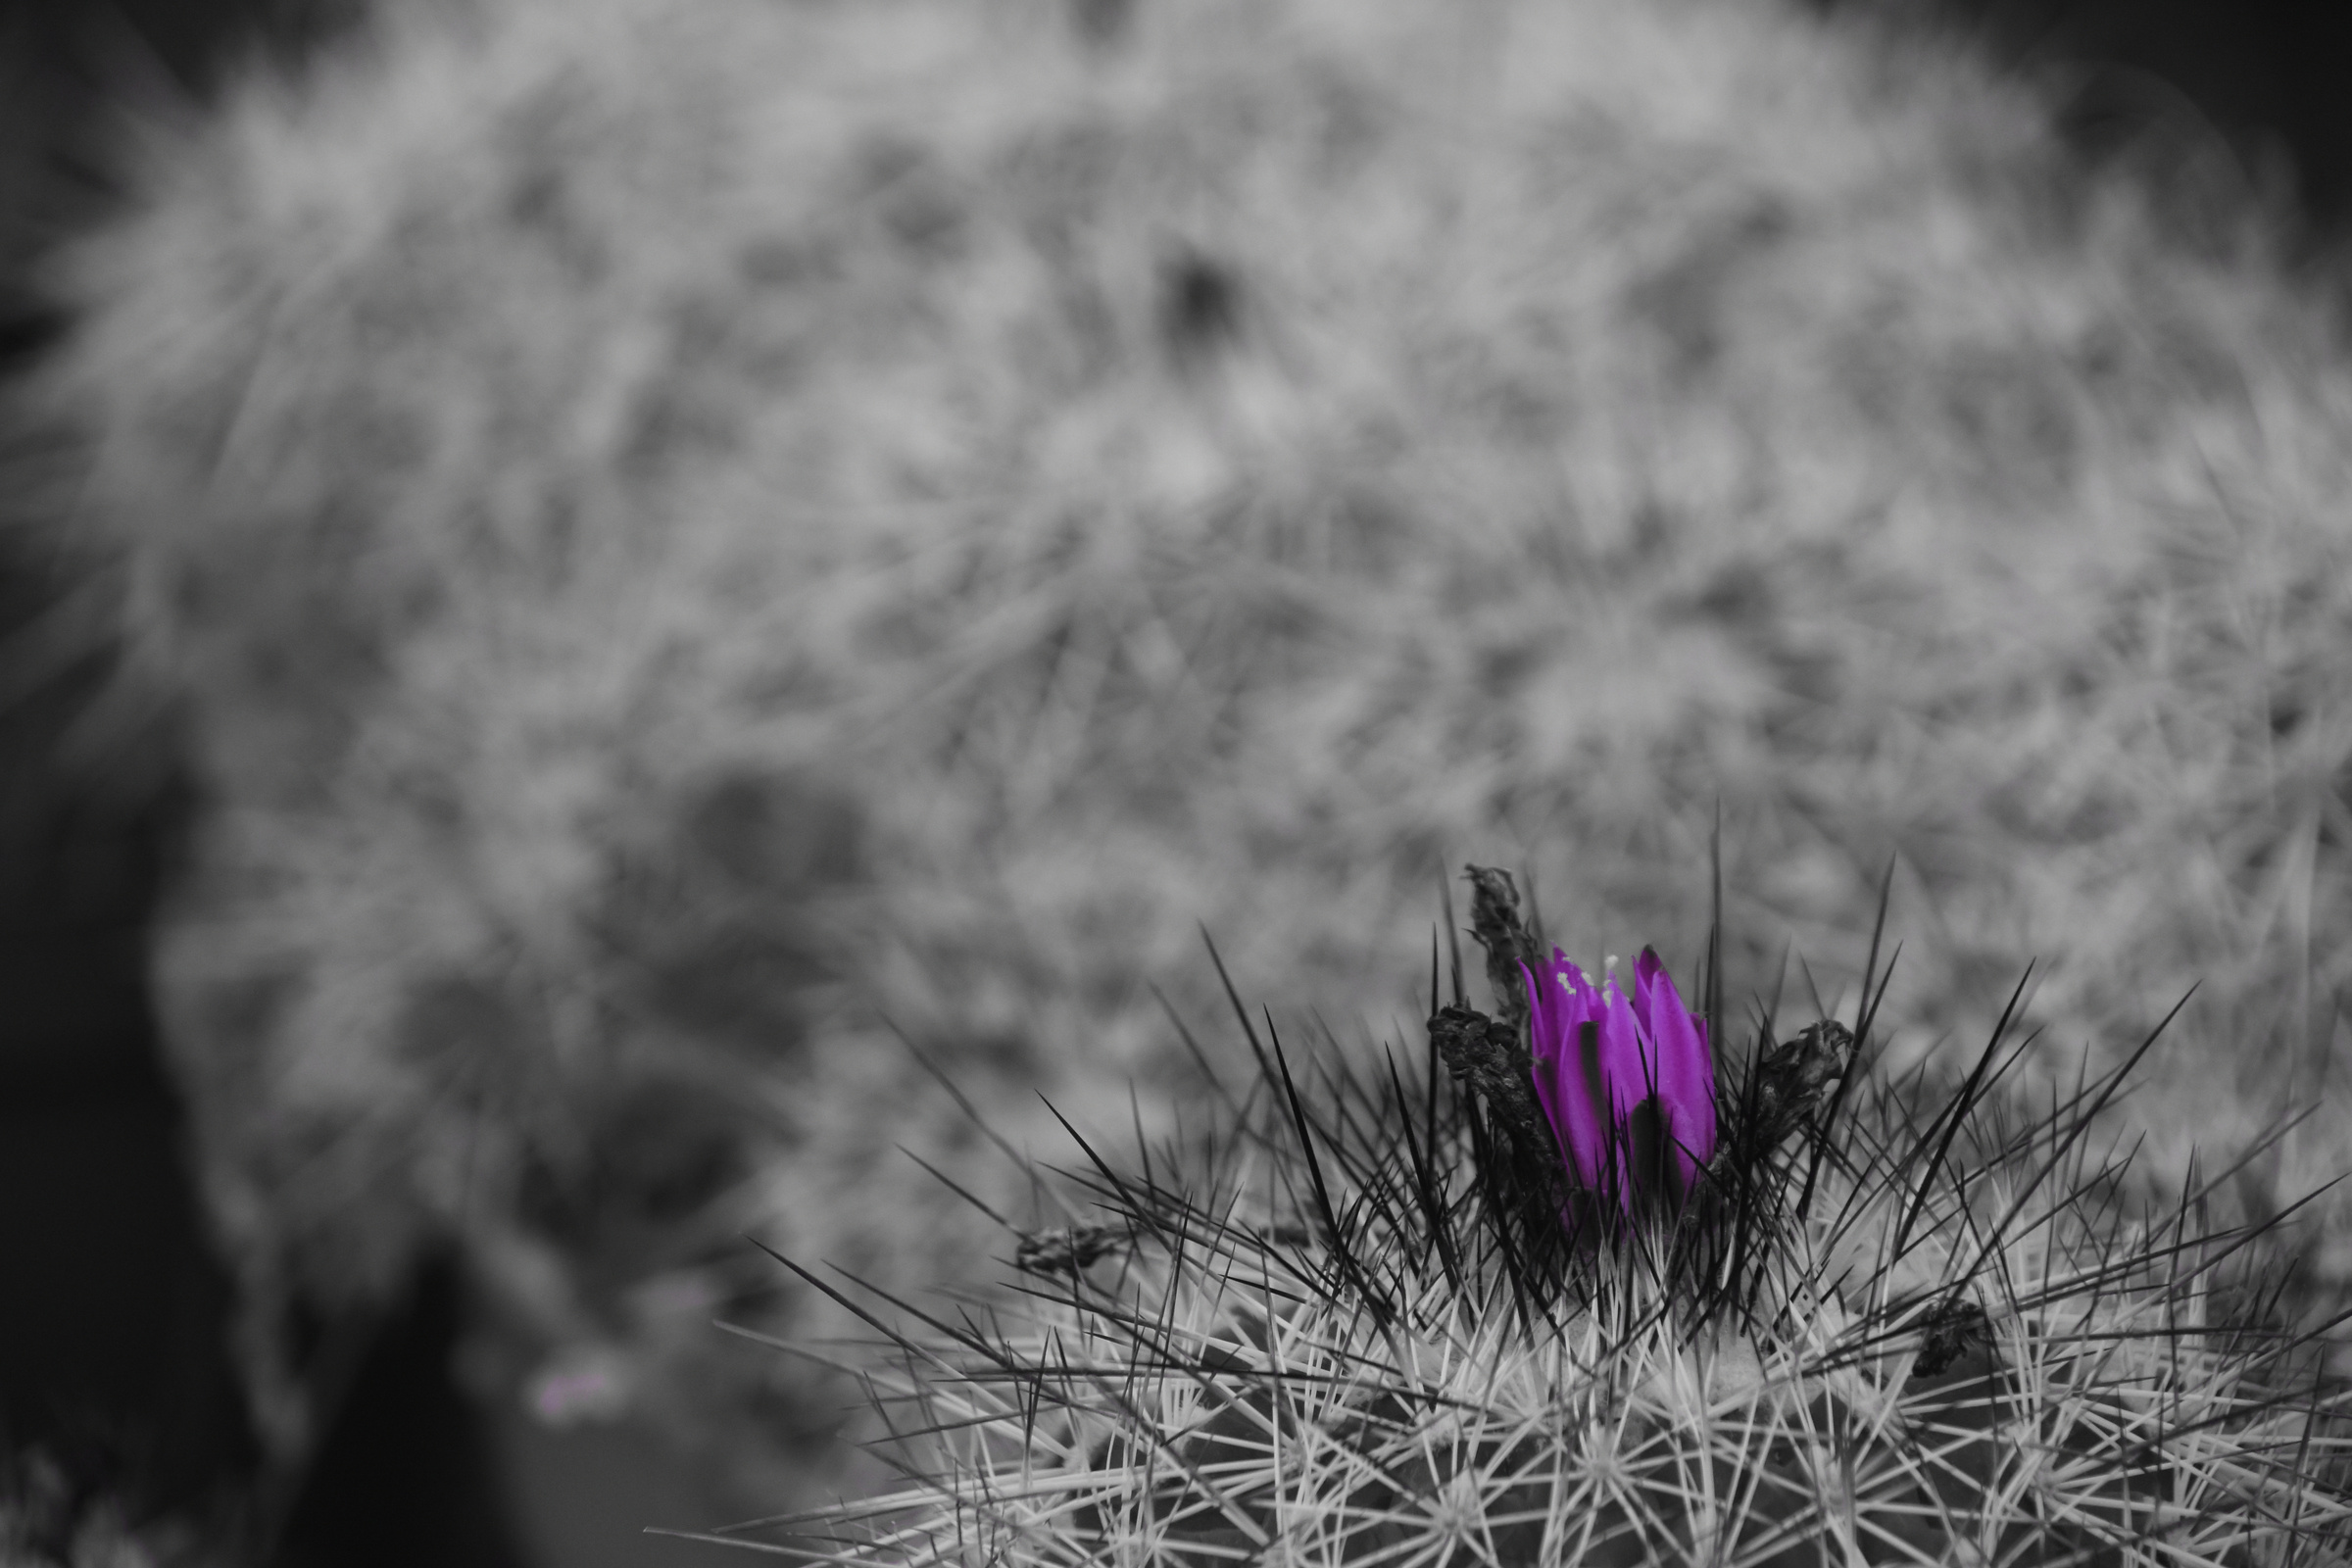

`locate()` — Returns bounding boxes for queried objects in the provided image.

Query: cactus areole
[1524,947,1718,1216]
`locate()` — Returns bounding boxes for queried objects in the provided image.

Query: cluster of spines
[689,880,2352,1567]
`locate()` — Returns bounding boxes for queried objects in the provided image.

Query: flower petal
[1524,953,1606,1187]
[1638,947,1717,1178]
[1631,947,1665,1038]
[1593,974,1652,1201]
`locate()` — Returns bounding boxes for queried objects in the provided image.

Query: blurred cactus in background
[767,898,2352,1567]
[15,0,2352,1524]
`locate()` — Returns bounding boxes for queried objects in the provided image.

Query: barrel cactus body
[779,924,2352,1566]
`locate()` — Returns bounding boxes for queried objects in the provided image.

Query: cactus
[32,0,2352,1516]
[719,892,2352,1566]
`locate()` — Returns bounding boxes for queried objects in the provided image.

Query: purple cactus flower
[1523,946,1717,1214]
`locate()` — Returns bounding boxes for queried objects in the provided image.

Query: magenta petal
[1528,954,1595,1072]
[1597,975,1650,1117]
[1631,947,1666,1038]
[1525,954,1606,1188]
[1642,959,1717,1179]
[1559,1029,1608,1188]
[1592,976,1648,1200]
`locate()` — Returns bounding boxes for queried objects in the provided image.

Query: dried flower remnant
[1011,1223,1130,1276]
[1912,1293,1993,1379]
[1426,1004,1556,1171]
[1524,946,1717,1213]
[1719,1015,1861,1176]
[1463,865,1544,1037]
